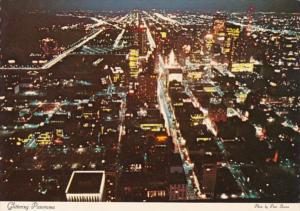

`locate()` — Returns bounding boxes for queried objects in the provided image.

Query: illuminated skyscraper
[129,49,139,78]
[224,23,241,66]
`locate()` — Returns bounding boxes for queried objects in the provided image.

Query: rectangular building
[65,171,106,202]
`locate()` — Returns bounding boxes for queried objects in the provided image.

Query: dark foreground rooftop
[67,171,104,194]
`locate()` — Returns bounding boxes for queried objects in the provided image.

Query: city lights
[0,1,299,205]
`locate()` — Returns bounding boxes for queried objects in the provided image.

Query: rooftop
[66,171,105,194]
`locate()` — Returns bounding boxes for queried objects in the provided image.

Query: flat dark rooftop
[169,173,187,184]
[68,172,103,194]
[169,68,182,74]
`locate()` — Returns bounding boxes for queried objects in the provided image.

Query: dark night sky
[3,0,300,12]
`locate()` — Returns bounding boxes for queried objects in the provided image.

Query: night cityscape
[0,0,299,203]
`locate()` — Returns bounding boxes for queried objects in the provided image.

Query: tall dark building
[136,74,157,103]
[233,29,255,63]
[201,164,217,198]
